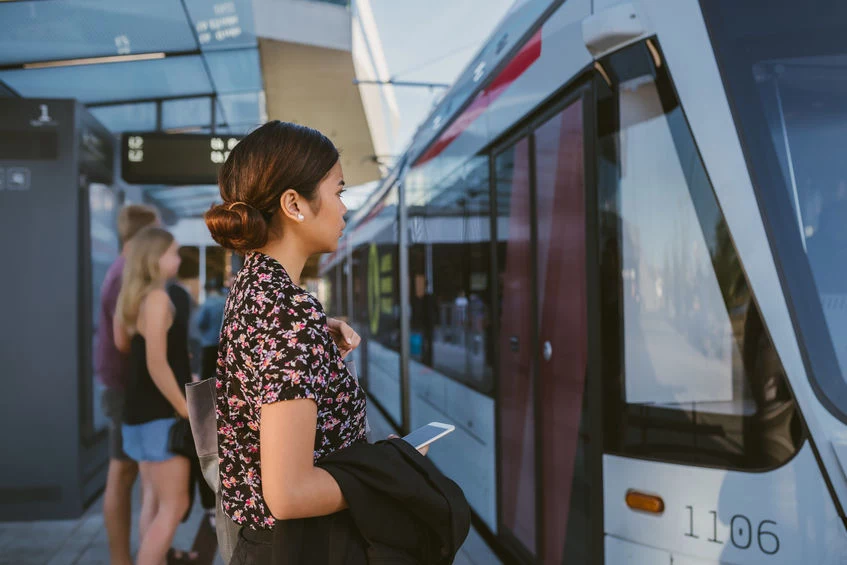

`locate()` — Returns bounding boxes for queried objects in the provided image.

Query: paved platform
[0,394,501,565]
[0,478,221,565]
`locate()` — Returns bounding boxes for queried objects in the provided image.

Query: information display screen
[121,132,242,184]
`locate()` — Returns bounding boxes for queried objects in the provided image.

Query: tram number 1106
[685,505,780,555]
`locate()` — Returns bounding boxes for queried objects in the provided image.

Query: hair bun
[204,201,269,252]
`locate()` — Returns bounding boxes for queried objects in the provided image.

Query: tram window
[352,248,368,326]
[353,186,402,425]
[597,43,804,470]
[407,156,494,395]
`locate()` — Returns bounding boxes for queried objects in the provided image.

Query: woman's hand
[327,318,361,359]
[387,434,428,456]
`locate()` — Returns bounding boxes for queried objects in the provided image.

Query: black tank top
[123,286,191,425]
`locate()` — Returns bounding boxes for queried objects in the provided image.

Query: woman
[204,121,368,562]
[114,226,193,565]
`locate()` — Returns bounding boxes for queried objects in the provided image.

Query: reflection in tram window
[597,44,804,469]
[349,186,401,426]
[701,0,847,421]
[89,183,120,434]
[493,139,536,550]
[407,156,493,395]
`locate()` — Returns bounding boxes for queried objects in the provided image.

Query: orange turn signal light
[625,490,665,514]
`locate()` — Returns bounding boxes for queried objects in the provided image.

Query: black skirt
[230,527,273,565]
[231,511,368,565]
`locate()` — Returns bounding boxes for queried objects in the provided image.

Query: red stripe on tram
[415,28,543,167]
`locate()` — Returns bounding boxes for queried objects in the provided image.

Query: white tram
[322,1,847,562]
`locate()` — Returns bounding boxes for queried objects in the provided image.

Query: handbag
[186,378,240,564]
[168,417,196,458]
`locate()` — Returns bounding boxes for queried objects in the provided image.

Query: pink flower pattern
[216,252,367,530]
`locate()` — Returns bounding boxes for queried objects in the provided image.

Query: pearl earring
[297,213,305,221]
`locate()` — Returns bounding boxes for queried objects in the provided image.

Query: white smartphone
[402,422,455,450]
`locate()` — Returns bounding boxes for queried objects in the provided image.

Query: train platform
[0,394,500,565]
[0,480,220,565]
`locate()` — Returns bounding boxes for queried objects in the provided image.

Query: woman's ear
[279,190,304,222]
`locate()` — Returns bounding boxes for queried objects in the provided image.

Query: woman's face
[158,241,182,280]
[304,160,347,253]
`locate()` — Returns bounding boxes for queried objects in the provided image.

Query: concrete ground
[0,478,221,565]
[0,394,501,564]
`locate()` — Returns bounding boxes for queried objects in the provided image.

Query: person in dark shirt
[94,204,158,565]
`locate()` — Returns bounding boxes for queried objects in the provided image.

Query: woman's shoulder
[141,287,172,312]
[272,286,326,334]
[137,287,173,334]
[229,253,327,326]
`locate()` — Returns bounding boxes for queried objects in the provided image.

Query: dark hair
[204,121,339,252]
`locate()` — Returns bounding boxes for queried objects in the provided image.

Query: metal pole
[398,181,411,434]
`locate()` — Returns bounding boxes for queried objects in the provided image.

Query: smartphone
[401,422,455,450]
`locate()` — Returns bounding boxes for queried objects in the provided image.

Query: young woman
[204,121,366,562]
[114,226,192,565]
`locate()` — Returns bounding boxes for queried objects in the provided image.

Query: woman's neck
[258,237,309,287]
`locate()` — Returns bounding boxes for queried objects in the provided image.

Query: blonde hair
[118,204,159,248]
[115,227,175,334]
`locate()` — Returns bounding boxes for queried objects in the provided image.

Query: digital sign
[121,132,243,185]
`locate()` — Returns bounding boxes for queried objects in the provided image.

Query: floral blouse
[216,252,368,530]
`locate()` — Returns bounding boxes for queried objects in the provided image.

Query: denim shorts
[122,418,178,462]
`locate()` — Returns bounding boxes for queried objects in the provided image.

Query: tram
[321,0,847,562]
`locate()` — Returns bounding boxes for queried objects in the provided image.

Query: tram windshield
[702,1,847,418]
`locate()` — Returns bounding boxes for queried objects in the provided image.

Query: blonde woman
[114,226,191,565]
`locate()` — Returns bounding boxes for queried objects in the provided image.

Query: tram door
[496,95,594,563]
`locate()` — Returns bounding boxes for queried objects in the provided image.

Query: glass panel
[199,124,258,135]
[216,99,227,126]
[534,101,589,564]
[89,182,120,435]
[0,0,198,65]
[204,49,262,93]
[352,186,401,426]
[341,264,349,319]
[90,102,157,133]
[0,56,213,104]
[495,139,536,553]
[407,156,493,393]
[162,97,212,130]
[183,0,257,51]
[700,0,847,420]
[598,44,803,469]
[326,258,348,319]
[0,80,18,98]
[218,91,262,125]
[351,246,368,391]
